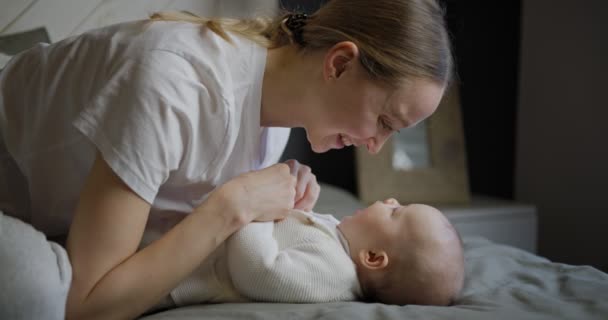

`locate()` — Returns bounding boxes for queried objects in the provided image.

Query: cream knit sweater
[170,210,362,305]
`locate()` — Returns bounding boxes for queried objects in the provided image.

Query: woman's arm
[65,154,241,319]
[66,154,294,319]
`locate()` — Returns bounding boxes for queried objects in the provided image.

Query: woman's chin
[311,136,346,153]
[310,145,325,153]
[310,142,331,153]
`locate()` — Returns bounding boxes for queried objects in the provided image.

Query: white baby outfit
[170,210,362,305]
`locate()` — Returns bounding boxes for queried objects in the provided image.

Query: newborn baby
[163,198,464,308]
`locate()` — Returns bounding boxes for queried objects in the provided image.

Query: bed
[140,184,608,320]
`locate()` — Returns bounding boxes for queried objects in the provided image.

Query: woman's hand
[209,163,297,224]
[284,159,320,212]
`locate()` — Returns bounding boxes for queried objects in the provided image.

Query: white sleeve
[73,50,229,204]
[226,221,359,302]
[259,127,291,169]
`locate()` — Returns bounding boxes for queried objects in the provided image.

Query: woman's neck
[261,46,321,128]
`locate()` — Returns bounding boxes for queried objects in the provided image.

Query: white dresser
[439,197,537,253]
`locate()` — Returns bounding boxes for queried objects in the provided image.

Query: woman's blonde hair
[150,0,452,87]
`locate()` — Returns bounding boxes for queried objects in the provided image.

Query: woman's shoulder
[133,21,265,108]
[81,20,262,73]
[135,20,262,71]
[79,20,265,176]
[68,20,265,112]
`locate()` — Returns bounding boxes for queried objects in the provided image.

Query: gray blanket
[141,237,608,320]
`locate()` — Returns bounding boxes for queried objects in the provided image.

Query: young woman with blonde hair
[0,0,452,318]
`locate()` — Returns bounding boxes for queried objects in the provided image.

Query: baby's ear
[359,249,389,270]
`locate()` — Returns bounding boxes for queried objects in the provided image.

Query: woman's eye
[379,117,393,131]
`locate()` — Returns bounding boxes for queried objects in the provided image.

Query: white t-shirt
[0,20,290,237]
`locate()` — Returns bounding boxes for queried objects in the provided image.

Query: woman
[0,0,452,319]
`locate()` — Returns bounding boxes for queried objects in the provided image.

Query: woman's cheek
[351,118,377,138]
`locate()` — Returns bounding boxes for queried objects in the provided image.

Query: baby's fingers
[294,178,320,212]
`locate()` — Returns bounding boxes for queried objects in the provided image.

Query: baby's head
[337,199,464,306]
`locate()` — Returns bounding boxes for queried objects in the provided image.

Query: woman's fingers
[267,163,296,211]
[295,165,311,202]
[284,159,303,202]
[214,163,296,223]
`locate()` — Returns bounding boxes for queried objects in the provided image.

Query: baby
[163,198,464,308]
[339,198,465,306]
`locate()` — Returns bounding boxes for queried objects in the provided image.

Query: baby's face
[339,199,463,306]
[338,199,450,253]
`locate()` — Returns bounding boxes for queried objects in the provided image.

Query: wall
[0,0,277,42]
[456,1,520,200]
[517,0,608,271]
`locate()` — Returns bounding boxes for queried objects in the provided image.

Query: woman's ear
[323,41,359,80]
[358,249,389,270]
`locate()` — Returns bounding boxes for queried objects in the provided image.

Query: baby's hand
[284,159,321,211]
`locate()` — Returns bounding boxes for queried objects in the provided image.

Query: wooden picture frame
[356,84,470,205]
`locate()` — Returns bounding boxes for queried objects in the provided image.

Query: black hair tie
[283,13,308,46]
